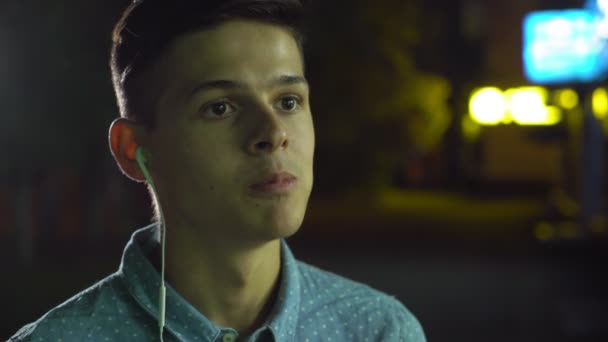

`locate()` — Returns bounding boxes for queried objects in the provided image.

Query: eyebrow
[271,75,308,87]
[189,75,308,97]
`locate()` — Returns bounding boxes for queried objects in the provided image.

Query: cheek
[168,149,244,218]
[154,131,228,190]
[292,118,315,190]
[185,148,239,185]
[293,114,315,155]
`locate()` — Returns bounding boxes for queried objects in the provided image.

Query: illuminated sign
[586,0,608,42]
[523,9,608,84]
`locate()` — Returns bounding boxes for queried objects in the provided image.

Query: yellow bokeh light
[508,87,560,125]
[469,87,506,125]
[468,86,561,126]
[592,87,608,119]
[555,88,578,110]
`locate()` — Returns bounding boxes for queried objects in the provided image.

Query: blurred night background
[2,0,608,341]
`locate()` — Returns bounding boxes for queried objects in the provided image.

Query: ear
[108,118,148,182]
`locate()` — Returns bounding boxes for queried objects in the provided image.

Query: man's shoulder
[295,261,426,341]
[9,272,132,341]
[296,260,405,307]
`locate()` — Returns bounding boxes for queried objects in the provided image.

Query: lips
[250,171,297,195]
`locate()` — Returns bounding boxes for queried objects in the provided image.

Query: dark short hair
[110,0,306,128]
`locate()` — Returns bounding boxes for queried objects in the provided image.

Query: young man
[11,0,425,341]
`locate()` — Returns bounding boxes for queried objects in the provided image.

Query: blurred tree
[305,0,452,196]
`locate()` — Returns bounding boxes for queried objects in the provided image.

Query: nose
[247,112,289,154]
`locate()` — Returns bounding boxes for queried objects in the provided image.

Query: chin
[266,216,304,240]
[252,208,306,242]
[276,220,303,239]
[246,190,311,241]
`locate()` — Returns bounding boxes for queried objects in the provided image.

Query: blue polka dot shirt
[10,224,426,341]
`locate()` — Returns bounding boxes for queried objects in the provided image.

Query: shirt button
[222,333,237,342]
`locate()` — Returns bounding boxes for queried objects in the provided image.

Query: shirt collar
[267,238,301,341]
[117,223,301,341]
[118,223,222,341]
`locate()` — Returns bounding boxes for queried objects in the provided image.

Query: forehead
[158,19,304,87]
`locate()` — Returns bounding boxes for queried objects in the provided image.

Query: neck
[156,224,282,335]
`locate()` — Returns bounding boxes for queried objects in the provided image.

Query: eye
[276,95,301,112]
[201,100,237,119]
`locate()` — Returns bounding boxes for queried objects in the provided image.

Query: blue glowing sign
[585,0,601,12]
[523,9,608,84]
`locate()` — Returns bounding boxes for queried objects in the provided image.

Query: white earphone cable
[135,148,167,342]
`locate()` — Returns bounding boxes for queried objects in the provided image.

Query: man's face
[145,20,314,243]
